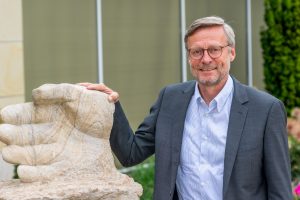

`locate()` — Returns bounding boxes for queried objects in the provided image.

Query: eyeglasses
[188,44,230,60]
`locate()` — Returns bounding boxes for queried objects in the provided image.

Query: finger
[85,83,119,102]
[0,103,61,124]
[0,103,34,125]
[0,123,54,146]
[108,91,120,103]
[86,83,112,93]
[2,143,64,165]
[32,83,83,105]
[77,82,92,87]
[17,161,69,183]
[18,165,56,182]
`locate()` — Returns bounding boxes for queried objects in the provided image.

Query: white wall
[0,0,24,180]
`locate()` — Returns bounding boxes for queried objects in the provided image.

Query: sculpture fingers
[0,103,34,125]
[17,165,56,183]
[0,123,57,146]
[0,102,62,124]
[1,143,64,165]
[32,83,83,105]
[17,161,69,183]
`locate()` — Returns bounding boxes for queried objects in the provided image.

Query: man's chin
[199,80,219,86]
[197,76,220,86]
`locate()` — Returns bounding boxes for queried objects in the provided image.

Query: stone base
[0,178,142,200]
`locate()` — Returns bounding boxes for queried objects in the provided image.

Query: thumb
[17,161,69,182]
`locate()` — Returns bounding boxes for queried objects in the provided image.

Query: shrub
[261,0,300,115]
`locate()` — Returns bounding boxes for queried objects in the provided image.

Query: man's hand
[79,83,119,103]
[0,83,115,182]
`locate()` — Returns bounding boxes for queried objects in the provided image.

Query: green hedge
[261,0,300,114]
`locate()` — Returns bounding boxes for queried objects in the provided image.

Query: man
[81,16,292,200]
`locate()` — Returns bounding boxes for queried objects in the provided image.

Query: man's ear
[230,47,236,62]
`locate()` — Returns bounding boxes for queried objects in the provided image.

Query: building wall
[0,0,24,180]
[252,0,265,90]
[23,0,98,102]
[22,1,266,129]
[102,0,181,129]
[23,0,182,129]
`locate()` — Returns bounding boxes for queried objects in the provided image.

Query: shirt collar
[194,76,234,112]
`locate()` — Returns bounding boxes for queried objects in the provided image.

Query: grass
[126,156,155,200]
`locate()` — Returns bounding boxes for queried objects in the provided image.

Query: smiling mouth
[200,68,216,71]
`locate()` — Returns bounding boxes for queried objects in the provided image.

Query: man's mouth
[200,67,216,71]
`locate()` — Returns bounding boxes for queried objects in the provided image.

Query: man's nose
[201,50,213,64]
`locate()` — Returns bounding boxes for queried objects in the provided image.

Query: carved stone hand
[0,84,116,182]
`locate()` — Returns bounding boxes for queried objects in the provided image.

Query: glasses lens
[190,48,203,59]
[208,46,222,58]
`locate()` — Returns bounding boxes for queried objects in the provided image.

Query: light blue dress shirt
[176,76,234,200]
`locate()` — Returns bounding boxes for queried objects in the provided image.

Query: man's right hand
[79,83,119,103]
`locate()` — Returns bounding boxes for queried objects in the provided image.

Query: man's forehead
[187,28,227,48]
[190,26,226,38]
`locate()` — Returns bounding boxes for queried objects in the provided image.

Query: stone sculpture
[0,83,142,200]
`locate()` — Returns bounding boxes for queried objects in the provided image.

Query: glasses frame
[188,44,230,60]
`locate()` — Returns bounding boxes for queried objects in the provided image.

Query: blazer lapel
[223,78,248,197]
[170,81,195,185]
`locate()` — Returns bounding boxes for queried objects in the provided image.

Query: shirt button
[201,182,205,186]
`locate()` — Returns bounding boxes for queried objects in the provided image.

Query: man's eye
[192,49,202,54]
[209,47,220,53]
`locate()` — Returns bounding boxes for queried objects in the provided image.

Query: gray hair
[184,16,235,49]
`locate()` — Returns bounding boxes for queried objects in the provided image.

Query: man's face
[187,26,236,87]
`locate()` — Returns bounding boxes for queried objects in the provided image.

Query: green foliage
[261,0,300,114]
[127,156,154,200]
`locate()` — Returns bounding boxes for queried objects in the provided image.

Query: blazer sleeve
[264,100,293,199]
[109,87,166,167]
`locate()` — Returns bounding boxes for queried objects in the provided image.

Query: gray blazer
[110,77,293,200]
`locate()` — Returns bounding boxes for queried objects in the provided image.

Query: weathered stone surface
[0,83,142,199]
[0,178,141,200]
